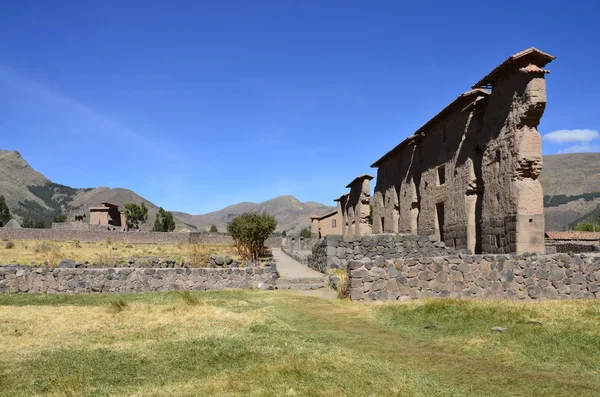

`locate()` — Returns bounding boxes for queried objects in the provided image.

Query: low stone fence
[546,242,600,254]
[0,264,278,294]
[347,252,600,301]
[281,237,312,251]
[309,234,452,273]
[0,228,282,247]
[280,247,310,264]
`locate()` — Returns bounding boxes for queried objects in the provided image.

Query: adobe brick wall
[0,265,278,294]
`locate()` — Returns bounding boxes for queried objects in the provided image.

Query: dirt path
[271,248,323,279]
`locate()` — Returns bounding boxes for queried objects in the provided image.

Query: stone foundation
[347,253,600,301]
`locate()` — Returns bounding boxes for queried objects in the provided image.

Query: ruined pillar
[346,175,374,235]
[473,47,554,254]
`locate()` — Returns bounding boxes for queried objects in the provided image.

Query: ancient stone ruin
[314,47,554,255]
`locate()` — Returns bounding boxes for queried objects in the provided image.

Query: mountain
[0,150,334,233]
[173,195,334,234]
[3,149,599,233]
[540,153,600,231]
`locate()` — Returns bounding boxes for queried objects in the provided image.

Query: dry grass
[0,240,239,267]
[0,293,598,396]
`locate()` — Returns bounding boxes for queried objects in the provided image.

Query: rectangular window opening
[436,202,445,242]
[380,216,385,233]
[332,219,336,228]
[437,166,446,185]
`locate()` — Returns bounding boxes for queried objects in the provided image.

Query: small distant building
[310,210,342,240]
[89,202,126,228]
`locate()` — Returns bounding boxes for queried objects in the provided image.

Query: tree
[153,207,176,232]
[574,221,597,232]
[52,213,67,223]
[227,212,277,261]
[299,228,312,239]
[21,217,46,228]
[209,224,218,233]
[124,202,149,230]
[0,195,10,227]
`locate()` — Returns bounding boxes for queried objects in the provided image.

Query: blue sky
[1,1,599,214]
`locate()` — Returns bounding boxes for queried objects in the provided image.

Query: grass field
[0,292,599,396]
[0,240,239,266]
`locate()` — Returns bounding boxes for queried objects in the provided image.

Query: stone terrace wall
[0,229,282,247]
[0,265,278,294]
[347,253,600,301]
[308,234,452,273]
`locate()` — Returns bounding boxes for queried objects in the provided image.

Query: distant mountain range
[0,150,334,233]
[1,149,599,232]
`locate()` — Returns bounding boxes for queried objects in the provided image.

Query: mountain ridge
[1,150,600,232]
[0,150,334,233]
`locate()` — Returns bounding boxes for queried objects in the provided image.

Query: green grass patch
[0,293,599,396]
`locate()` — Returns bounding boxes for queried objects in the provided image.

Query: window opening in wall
[436,202,445,242]
[437,166,446,185]
[381,216,385,232]
[332,219,336,228]
[496,235,501,249]
[495,150,501,163]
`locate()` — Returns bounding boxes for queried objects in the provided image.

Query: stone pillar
[474,48,554,254]
[346,175,374,235]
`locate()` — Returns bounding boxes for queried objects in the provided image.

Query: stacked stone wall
[0,229,282,247]
[308,234,452,273]
[0,265,278,294]
[347,253,600,301]
[281,237,312,251]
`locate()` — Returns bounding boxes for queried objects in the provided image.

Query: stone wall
[308,234,452,273]
[347,253,600,301]
[0,228,282,247]
[0,264,278,294]
[281,237,312,251]
[371,48,554,254]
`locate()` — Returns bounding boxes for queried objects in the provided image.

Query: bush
[227,212,277,261]
[209,225,218,233]
[5,240,14,249]
[333,269,349,299]
[71,238,81,248]
[299,228,312,239]
[574,221,598,232]
[53,213,67,223]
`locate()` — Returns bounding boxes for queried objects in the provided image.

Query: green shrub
[227,212,277,261]
[299,228,312,239]
[4,240,15,249]
[53,213,68,223]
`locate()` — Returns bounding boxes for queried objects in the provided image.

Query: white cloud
[543,129,599,143]
[558,144,600,154]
